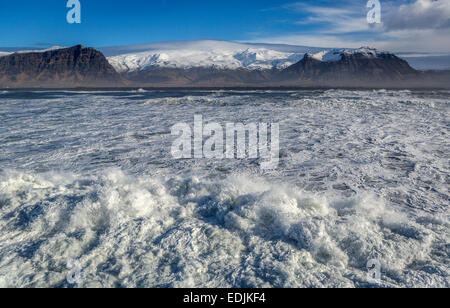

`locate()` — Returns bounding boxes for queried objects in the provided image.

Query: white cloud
[384,0,450,30]
[247,35,365,49]
[250,0,450,53]
[289,2,369,33]
[376,28,450,53]
[250,28,450,53]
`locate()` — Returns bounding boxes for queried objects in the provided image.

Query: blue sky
[0,0,449,52]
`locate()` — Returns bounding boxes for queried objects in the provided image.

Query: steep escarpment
[0,45,123,87]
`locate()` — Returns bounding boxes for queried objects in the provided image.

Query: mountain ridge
[106,40,320,72]
[282,48,418,81]
[0,44,449,89]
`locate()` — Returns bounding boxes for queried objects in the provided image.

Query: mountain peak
[304,47,391,63]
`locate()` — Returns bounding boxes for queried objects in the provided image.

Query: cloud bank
[384,0,450,31]
[252,0,450,53]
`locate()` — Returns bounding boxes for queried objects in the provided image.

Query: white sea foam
[0,89,448,288]
[0,170,447,288]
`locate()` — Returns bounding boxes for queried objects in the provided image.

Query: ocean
[0,89,448,288]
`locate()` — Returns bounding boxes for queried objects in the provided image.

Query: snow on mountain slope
[106,40,320,72]
[309,50,343,62]
[308,47,389,62]
[106,41,396,73]
[108,48,305,72]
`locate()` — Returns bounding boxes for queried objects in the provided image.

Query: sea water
[0,89,448,288]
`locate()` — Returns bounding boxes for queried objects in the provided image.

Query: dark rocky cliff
[282,51,418,82]
[0,45,123,87]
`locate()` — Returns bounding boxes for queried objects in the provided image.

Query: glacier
[105,40,324,72]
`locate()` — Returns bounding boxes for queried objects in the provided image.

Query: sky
[0,0,449,53]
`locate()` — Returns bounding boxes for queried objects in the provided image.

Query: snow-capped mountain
[104,41,399,73]
[105,40,324,72]
[108,48,305,72]
[284,47,418,83]
[1,41,447,88]
[1,41,448,72]
[306,47,390,62]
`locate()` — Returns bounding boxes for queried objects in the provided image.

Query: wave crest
[0,170,447,288]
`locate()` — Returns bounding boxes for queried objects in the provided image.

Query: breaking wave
[0,170,447,288]
[0,89,448,288]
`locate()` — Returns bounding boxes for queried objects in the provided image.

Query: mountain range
[0,40,449,88]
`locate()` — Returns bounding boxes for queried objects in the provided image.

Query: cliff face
[0,45,123,87]
[283,51,418,82]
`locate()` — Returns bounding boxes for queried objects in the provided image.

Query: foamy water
[0,89,448,288]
